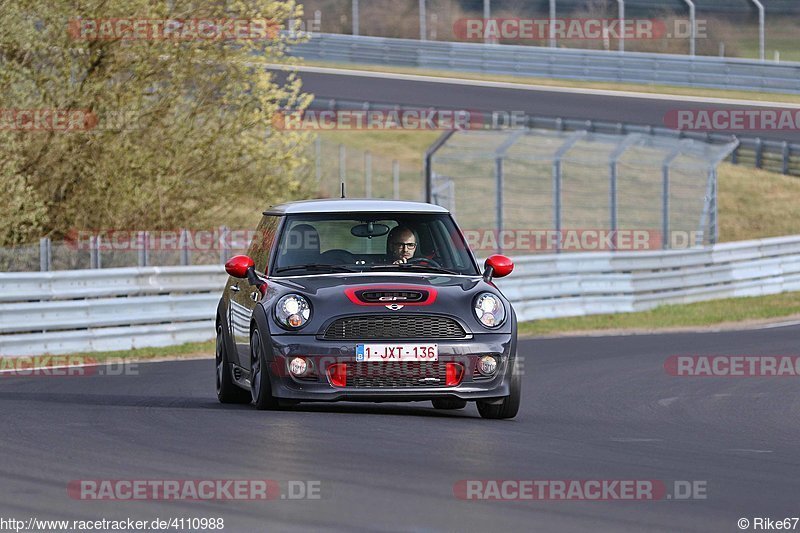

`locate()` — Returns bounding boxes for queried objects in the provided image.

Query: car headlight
[275,294,312,329]
[473,292,505,328]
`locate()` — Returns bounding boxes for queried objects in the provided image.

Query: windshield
[272,213,479,276]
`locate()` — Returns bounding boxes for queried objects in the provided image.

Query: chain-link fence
[0,135,420,272]
[427,129,738,255]
[311,136,423,201]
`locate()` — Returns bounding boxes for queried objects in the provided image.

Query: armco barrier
[1,235,799,355]
[288,33,800,94]
[0,266,227,356]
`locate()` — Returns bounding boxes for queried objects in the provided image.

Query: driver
[386,226,418,264]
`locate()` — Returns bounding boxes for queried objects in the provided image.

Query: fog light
[478,355,498,375]
[328,363,347,387]
[445,363,464,386]
[289,357,308,376]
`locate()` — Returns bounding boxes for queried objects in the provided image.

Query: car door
[229,215,280,364]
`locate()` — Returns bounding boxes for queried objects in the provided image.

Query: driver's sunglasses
[392,242,417,249]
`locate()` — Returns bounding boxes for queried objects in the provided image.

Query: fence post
[419,0,426,40]
[352,0,359,36]
[392,160,400,199]
[710,168,718,245]
[365,151,372,198]
[424,130,456,203]
[39,237,51,272]
[137,231,148,267]
[494,156,504,254]
[219,226,230,264]
[180,228,191,266]
[90,235,101,269]
[339,144,346,192]
[315,135,322,184]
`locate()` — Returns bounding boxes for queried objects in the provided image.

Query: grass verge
[64,340,214,363]
[518,291,800,337]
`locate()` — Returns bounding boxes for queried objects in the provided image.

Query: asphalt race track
[1,325,799,532]
[273,68,800,144]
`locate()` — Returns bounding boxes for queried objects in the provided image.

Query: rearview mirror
[351,222,390,238]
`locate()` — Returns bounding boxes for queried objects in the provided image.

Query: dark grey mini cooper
[215,199,520,419]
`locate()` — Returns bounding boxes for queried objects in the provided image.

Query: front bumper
[264,333,516,402]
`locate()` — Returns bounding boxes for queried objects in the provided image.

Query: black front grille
[346,361,448,388]
[323,315,467,340]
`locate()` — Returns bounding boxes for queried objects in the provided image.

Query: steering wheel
[406,257,443,269]
[320,249,356,265]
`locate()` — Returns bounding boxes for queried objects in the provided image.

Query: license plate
[356,343,438,362]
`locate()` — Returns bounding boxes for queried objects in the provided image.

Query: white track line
[266,63,800,109]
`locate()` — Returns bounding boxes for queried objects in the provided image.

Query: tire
[431,398,467,410]
[216,323,251,404]
[250,328,281,410]
[477,359,521,420]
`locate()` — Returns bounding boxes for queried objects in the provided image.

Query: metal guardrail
[289,33,800,94]
[2,235,800,355]
[496,234,800,322]
[308,98,800,177]
[0,266,226,356]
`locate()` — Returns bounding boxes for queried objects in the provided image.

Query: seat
[281,223,321,265]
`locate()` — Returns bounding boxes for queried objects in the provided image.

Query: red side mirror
[225,255,255,279]
[484,254,514,279]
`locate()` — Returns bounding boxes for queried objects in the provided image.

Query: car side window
[248,215,281,274]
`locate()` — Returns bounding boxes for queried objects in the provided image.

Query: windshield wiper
[275,264,356,274]
[368,264,461,276]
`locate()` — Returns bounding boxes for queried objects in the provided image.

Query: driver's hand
[393,258,407,264]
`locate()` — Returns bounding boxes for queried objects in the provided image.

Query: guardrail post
[782,141,790,175]
[39,237,51,272]
[392,160,400,199]
[755,138,763,168]
[180,228,191,266]
[364,151,372,198]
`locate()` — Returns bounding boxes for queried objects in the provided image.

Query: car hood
[264,273,512,335]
